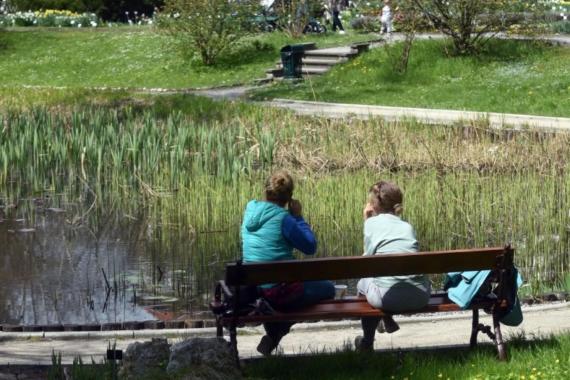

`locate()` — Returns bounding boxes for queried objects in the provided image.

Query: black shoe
[377,316,400,334]
[257,335,278,356]
[354,336,374,352]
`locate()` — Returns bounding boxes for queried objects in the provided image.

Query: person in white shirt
[380,0,393,34]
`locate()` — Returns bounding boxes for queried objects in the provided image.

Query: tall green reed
[1,102,568,295]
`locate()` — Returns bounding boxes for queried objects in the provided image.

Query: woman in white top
[355,180,431,351]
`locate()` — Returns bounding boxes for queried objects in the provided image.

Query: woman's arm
[363,202,376,220]
[281,214,317,255]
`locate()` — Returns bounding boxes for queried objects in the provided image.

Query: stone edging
[0,319,216,334]
[1,301,567,341]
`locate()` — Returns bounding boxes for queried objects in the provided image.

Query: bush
[408,0,551,55]
[350,16,380,33]
[551,20,570,33]
[157,0,257,66]
[97,0,163,22]
[272,0,323,38]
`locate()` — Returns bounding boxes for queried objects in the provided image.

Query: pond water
[0,194,236,326]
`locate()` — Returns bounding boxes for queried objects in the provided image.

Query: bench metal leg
[493,313,507,361]
[229,323,240,367]
[470,309,479,348]
[216,317,224,339]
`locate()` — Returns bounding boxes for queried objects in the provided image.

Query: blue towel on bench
[445,269,523,326]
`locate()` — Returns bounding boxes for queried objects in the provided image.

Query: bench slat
[222,296,503,324]
[226,247,510,286]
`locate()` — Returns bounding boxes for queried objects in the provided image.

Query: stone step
[301,57,348,65]
[303,47,358,58]
[299,65,331,75]
[275,63,331,75]
[274,56,347,67]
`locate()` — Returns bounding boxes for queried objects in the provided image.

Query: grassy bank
[1,93,569,297]
[0,27,377,89]
[253,39,570,117]
[246,334,570,380]
[36,333,570,379]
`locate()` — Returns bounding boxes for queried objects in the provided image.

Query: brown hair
[368,180,403,215]
[265,170,294,206]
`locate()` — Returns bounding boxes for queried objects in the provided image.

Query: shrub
[272,0,322,38]
[157,0,257,66]
[97,0,163,22]
[408,0,550,55]
[551,20,570,33]
[350,16,380,33]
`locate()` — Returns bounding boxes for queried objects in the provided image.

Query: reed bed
[1,101,569,313]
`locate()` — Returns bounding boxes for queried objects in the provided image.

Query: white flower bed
[0,9,100,28]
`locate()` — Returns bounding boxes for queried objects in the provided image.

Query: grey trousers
[357,277,431,345]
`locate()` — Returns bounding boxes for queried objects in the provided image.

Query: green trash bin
[280,44,305,79]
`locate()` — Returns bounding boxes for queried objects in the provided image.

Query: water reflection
[0,196,230,326]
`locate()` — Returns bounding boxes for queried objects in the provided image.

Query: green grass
[245,334,570,380]
[0,27,378,89]
[40,334,570,379]
[253,39,570,117]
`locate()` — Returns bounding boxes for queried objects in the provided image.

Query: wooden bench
[210,246,516,361]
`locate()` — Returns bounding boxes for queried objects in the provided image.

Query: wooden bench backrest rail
[225,246,513,287]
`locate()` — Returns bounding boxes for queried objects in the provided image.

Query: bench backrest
[225,246,513,287]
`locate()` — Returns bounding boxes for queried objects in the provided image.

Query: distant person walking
[380,0,393,34]
[330,0,345,34]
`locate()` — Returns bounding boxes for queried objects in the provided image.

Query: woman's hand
[363,203,376,220]
[289,199,303,217]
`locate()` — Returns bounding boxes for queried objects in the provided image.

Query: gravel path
[0,302,568,365]
[267,99,570,131]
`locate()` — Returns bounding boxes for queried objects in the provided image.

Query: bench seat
[216,294,504,324]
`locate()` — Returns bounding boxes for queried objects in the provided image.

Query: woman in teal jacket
[242,170,335,356]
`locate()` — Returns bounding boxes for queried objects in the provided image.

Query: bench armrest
[210,281,234,315]
[214,280,234,301]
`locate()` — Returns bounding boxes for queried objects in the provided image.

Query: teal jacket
[241,200,294,263]
[445,269,523,326]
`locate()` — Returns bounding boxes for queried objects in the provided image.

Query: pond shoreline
[0,292,567,333]
[1,300,567,341]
